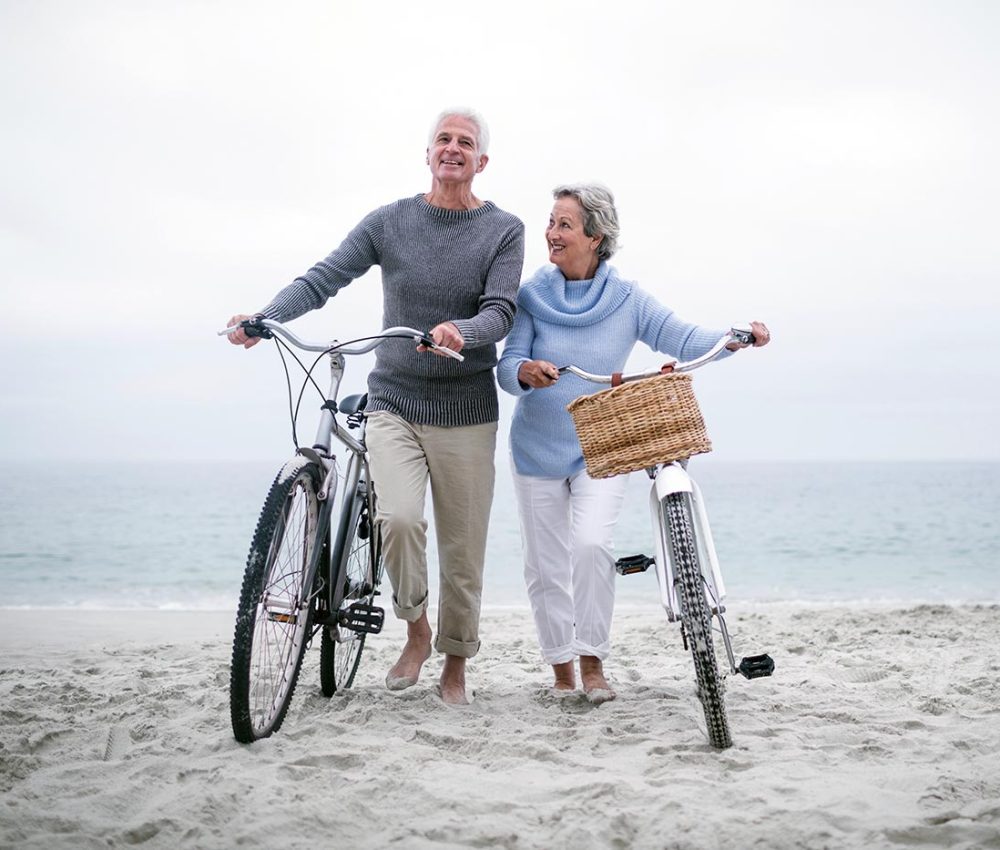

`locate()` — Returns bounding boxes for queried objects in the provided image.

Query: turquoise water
[1,461,997,610]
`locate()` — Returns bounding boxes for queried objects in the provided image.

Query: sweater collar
[414,193,495,220]
[517,261,632,326]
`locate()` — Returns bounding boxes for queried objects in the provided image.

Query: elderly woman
[497,183,768,703]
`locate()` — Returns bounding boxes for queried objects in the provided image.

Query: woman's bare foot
[439,655,469,705]
[386,615,432,691]
[579,655,616,705]
[552,660,576,691]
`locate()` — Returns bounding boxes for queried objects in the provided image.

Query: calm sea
[1,461,997,610]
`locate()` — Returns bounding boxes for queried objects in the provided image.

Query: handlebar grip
[730,327,756,346]
[417,332,464,361]
[241,318,272,339]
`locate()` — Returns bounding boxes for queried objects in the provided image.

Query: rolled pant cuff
[572,639,611,661]
[392,593,428,622]
[540,643,576,665]
[435,635,480,658]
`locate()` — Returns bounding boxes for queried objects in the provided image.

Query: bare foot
[579,655,616,705]
[552,660,576,691]
[439,655,469,705]
[386,615,432,691]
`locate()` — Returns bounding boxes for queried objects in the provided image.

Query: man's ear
[476,153,489,173]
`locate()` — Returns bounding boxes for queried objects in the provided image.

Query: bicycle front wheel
[320,485,382,696]
[230,458,323,743]
[664,491,733,749]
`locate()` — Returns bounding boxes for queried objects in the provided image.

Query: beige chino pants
[364,411,497,658]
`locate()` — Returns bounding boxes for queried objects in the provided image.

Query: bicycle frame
[231,320,460,623]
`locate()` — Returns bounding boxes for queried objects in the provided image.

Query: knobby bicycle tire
[230,458,323,743]
[664,491,733,749]
[320,483,383,696]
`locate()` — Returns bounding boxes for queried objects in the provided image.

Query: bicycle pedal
[340,602,385,635]
[615,554,654,576]
[738,653,775,679]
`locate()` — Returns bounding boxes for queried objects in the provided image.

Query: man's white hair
[428,107,490,155]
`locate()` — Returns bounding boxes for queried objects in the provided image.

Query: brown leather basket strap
[611,372,623,387]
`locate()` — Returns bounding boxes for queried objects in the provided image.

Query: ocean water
[1,461,998,611]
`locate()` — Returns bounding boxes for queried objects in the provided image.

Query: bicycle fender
[653,463,693,498]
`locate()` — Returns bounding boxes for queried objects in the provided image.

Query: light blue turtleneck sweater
[497,261,728,478]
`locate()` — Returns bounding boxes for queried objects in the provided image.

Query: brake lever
[416,334,464,361]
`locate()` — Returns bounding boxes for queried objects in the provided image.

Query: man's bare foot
[579,655,616,705]
[439,654,469,705]
[386,615,432,691]
[552,660,576,691]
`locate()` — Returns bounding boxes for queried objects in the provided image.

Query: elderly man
[227,108,525,704]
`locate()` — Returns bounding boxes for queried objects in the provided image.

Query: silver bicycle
[221,317,462,743]
[561,327,774,749]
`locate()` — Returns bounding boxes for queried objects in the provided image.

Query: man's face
[426,116,488,184]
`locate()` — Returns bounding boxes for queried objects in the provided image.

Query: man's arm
[259,211,383,324]
[450,221,525,349]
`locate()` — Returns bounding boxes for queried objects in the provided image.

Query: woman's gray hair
[428,107,490,155]
[553,183,619,260]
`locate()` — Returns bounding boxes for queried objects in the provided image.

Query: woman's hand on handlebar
[726,320,771,351]
[518,359,560,389]
[418,321,465,357]
[225,314,263,349]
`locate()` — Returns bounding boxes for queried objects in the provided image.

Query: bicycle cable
[269,336,327,450]
[266,329,441,451]
[268,331,424,451]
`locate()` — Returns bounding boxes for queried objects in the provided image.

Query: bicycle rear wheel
[230,458,323,743]
[663,491,733,749]
[320,484,382,696]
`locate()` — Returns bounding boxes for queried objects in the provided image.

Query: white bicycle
[562,327,774,749]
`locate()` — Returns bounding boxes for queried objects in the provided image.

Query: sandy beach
[2,603,999,849]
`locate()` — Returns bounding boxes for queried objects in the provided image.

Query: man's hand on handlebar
[418,321,464,357]
[226,314,264,349]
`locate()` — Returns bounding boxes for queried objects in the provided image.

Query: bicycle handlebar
[557,326,754,385]
[218,318,465,361]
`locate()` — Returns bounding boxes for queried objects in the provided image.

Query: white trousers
[511,461,629,664]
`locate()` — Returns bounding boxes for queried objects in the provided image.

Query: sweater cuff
[450,317,486,349]
[498,358,534,397]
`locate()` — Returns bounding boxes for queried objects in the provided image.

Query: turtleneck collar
[516,261,633,327]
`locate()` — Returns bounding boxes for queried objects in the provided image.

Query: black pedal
[615,554,655,576]
[340,602,385,635]
[738,653,775,679]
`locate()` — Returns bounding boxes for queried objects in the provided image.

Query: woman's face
[546,196,602,280]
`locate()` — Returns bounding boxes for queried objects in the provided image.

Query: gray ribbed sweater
[261,194,525,426]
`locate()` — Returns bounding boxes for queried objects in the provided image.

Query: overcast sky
[1,0,997,463]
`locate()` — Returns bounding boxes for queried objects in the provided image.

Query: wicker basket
[567,372,712,479]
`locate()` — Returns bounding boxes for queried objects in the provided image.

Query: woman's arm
[497,308,538,396]
[634,287,731,362]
